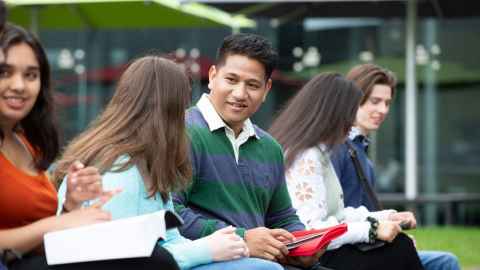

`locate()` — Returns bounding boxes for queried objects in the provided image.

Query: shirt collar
[196,93,259,139]
[348,126,363,140]
[348,126,370,146]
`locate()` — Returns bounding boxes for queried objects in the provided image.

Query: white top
[197,94,258,163]
[285,146,395,250]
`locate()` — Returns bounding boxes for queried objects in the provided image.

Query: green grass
[409,227,480,269]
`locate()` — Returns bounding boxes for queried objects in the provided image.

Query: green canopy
[6,0,256,29]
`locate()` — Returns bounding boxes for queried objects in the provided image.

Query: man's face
[207,54,272,134]
[355,84,392,135]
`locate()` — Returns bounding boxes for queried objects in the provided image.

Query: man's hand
[388,211,417,229]
[282,248,325,268]
[244,227,294,261]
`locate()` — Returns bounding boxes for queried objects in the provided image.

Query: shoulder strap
[345,140,383,211]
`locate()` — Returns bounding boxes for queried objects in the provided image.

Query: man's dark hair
[216,33,278,80]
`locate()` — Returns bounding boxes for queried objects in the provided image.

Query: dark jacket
[331,134,377,211]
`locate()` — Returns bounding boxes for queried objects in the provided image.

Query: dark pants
[9,245,179,270]
[319,233,424,270]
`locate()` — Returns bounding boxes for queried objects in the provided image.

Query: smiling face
[207,54,272,135]
[0,42,41,129]
[355,84,392,135]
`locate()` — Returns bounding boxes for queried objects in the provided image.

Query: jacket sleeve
[265,146,305,232]
[161,199,212,270]
[172,189,234,239]
[285,147,369,250]
[172,138,240,239]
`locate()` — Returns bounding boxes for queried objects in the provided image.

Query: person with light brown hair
[331,63,460,270]
[54,55,284,270]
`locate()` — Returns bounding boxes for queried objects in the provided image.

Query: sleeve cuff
[347,221,371,243]
[162,237,212,269]
[235,227,246,239]
[370,209,397,221]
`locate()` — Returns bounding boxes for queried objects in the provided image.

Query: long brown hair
[346,63,396,105]
[54,56,192,201]
[269,73,362,169]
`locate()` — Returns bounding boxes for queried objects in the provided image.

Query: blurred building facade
[28,15,480,225]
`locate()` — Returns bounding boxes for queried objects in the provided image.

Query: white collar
[196,94,259,139]
[348,126,364,141]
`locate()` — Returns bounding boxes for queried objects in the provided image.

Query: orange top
[0,136,57,230]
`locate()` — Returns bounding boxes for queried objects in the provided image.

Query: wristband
[366,216,379,243]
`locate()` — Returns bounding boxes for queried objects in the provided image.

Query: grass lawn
[409,226,480,269]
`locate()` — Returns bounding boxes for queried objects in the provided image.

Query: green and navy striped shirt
[173,96,304,239]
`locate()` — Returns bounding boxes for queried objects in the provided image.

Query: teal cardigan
[57,157,212,270]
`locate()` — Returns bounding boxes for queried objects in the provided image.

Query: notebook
[44,210,183,265]
[287,223,348,256]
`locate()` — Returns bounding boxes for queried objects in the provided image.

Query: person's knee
[420,251,460,270]
[436,252,460,269]
[243,258,284,270]
[393,233,416,249]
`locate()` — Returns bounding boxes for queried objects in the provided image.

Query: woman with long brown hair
[54,55,283,270]
[269,73,424,270]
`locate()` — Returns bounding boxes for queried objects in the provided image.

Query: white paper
[44,210,173,265]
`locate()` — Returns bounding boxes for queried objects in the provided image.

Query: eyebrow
[1,64,40,71]
[26,66,40,72]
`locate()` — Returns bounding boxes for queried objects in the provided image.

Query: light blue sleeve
[57,159,212,270]
[160,199,212,270]
[56,161,143,219]
[57,177,67,215]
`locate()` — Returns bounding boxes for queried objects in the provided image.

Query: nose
[231,84,247,100]
[10,73,26,92]
[378,102,389,114]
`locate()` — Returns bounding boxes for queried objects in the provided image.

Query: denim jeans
[419,251,460,270]
[190,258,283,270]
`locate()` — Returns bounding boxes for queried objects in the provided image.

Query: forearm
[343,206,396,222]
[0,216,58,254]
[267,173,305,231]
[327,221,370,250]
[174,203,231,239]
[267,207,305,232]
[161,236,211,270]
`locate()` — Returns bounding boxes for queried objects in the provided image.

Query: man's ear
[207,65,217,90]
[262,78,272,102]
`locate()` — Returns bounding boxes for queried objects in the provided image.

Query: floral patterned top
[285,145,395,250]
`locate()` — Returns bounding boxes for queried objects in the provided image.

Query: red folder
[287,223,348,256]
